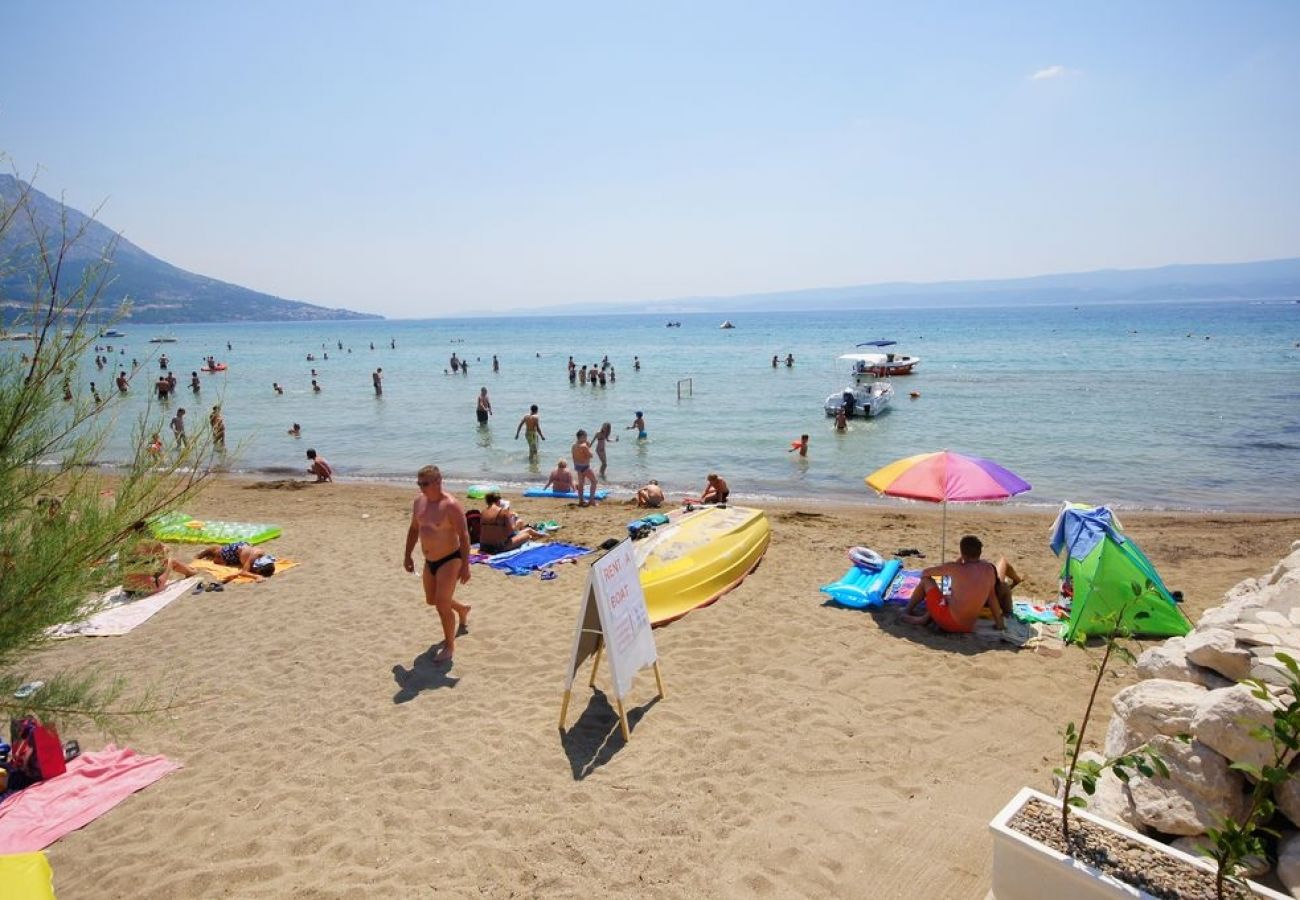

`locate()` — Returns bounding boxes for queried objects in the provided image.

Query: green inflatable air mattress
[149,511,281,545]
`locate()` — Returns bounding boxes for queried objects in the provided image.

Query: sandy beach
[27,477,1300,899]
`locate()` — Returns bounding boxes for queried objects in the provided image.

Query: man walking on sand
[403,465,471,663]
[515,404,545,460]
[900,534,1006,633]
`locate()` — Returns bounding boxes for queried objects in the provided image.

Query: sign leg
[653,660,666,699]
[615,695,631,741]
[559,689,572,730]
[588,640,603,688]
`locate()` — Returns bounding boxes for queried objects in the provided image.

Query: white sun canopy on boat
[838,353,890,365]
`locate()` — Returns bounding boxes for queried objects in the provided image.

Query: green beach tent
[1050,504,1191,642]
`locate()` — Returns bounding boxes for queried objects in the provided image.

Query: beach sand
[29,478,1300,899]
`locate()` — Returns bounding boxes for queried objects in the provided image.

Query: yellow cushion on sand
[0,851,56,900]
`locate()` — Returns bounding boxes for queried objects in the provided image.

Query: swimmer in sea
[834,407,848,432]
[627,411,647,440]
[788,434,809,457]
[515,404,545,459]
[476,387,493,425]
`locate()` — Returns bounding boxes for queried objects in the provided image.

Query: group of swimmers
[567,354,637,386]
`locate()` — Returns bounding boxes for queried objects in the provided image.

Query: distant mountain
[0,175,380,324]
[525,258,1300,316]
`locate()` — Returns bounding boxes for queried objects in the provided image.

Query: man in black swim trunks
[403,465,472,663]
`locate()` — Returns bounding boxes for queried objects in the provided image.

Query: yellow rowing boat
[633,505,771,625]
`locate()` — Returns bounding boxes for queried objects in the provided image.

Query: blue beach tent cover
[1050,503,1191,642]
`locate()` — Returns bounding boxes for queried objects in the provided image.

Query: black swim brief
[425,550,462,575]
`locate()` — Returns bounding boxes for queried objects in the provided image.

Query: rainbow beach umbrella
[865,450,1032,560]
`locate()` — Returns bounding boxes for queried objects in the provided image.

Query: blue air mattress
[523,488,610,500]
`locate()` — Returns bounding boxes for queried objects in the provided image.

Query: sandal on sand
[540,570,558,581]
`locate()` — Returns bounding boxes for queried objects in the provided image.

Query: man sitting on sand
[700,473,729,505]
[306,448,332,482]
[900,535,1013,633]
[544,459,575,494]
[636,480,664,508]
[477,493,545,555]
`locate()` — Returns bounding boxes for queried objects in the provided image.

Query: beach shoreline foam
[28,475,1300,898]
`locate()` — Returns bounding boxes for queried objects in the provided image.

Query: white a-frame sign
[559,539,664,740]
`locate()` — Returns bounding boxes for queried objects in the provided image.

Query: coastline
[30,474,1300,898]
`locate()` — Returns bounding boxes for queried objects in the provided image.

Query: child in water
[627,411,647,440]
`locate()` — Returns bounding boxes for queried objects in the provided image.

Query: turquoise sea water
[52,300,1300,511]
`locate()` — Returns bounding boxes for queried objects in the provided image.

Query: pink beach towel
[0,745,181,853]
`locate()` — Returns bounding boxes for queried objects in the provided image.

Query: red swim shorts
[925,586,973,633]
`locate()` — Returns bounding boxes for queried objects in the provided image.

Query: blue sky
[3,1,1298,317]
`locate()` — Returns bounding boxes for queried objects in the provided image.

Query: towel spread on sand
[0,746,181,853]
[48,576,201,638]
[1013,600,1070,624]
[883,569,922,605]
[190,558,299,583]
[488,543,591,576]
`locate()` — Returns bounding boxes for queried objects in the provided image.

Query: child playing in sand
[306,448,333,482]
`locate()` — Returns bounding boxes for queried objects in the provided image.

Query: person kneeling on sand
[543,459,575,494]
[900,535,1013,633]
[636,480,664,508]
[478,493,545,555]
[306,448,332,482]
[700,473,729,505]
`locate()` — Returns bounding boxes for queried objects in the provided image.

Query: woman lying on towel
[478,493,546,555]
[123,521,198,596]
[195,542,276,582]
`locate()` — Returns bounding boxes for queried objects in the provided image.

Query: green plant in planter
[1052,617,1170,849]
[1202,651,1300,900]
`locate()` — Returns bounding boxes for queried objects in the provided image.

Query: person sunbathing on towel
[543,459,575,494]
[123,520,198,595]
[195,542,276,583]
[900,535,1006,632]
[478,493,545,555]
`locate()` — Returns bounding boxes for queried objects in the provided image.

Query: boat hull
[633,505,771,625]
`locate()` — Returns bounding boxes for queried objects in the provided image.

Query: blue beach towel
[488,542,592,576]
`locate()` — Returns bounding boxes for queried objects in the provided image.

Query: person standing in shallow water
[403,465,471,664]
[476,387,493,425]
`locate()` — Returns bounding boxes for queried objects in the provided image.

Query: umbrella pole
[941,501,947,562]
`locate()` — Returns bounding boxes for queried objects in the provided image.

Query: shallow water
[41,299,1300,511]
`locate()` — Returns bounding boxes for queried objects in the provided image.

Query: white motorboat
[849,339,920,375]
[719,320,735,329]
[823,350,900,418]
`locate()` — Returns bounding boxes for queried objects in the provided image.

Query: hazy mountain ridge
[0,175,380,323]
[524,258,1300,316]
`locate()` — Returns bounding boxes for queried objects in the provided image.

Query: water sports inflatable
[523,488,610,500]
[200,364,227,372]
[466,484,500,499]
[820,557,903,610]
[149,511,281,545]
[848,546,883,569]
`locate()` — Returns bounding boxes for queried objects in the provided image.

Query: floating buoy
[909,391,921,399]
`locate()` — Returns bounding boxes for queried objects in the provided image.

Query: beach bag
[466,509,482,545]
[9,716,66,787]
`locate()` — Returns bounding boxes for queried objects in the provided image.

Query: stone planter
[989,787,1289,900]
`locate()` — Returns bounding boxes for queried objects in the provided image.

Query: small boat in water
[720,320,735,329]
[102,329,126,338]
[824,352,896,418]
[148,336,178,343]
[634,504,771,625]
[849,339,920,376]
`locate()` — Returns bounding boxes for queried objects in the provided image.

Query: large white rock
[1276,831,1300,897]
[1109,678,1207,743]
[1127,736,1247,836]
[1192,684,1281,770]
[1185,628,1254,681]
[1052,750,1146,833]
[1278,774,1300,829]
[1134,637,1229,688]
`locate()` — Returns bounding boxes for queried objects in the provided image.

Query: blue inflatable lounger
[523,488,610,500]
[821,558,903,610]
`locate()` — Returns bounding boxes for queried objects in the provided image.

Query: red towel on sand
[0,745,181,853]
